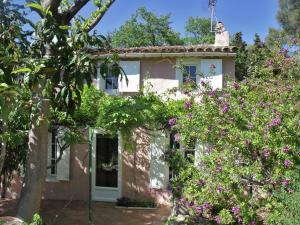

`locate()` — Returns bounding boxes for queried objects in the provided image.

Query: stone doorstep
[0,216,23,225]
[115,206,157,210]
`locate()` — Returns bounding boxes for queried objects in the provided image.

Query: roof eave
[91,52,236,59]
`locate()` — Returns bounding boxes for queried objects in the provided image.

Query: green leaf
[0,83,9,89]
[26,2,44,13]
[59,25,71,30]
[12,68,32,74]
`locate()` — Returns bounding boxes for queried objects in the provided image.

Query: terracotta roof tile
[90,45,238,55]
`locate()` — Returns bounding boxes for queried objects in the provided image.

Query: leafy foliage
[167,34,300,224]
[109,7,183,47]
[230,32,248,81]
[0,0,30,179]
[183,17,214,45]
[22,213,45,225]
[96,90,177,151]
[277,0,300,35]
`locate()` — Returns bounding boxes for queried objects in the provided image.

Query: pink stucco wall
[140,58,176,80]
[42,142,89,201]
[121,128,170,205]
[2,139,89,201]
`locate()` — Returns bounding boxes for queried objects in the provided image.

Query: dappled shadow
[0,199,170,225]
[122,128,170,205]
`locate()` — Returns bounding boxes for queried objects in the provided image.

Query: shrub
[167,35,300,224]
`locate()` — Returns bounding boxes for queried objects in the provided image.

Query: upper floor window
[183,65,197,83]
[105,72,118,90]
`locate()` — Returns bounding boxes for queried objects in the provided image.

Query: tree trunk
[0,140,6,176]
[1,173,7,199]
[0,121,7,175]
[16,98,50,222]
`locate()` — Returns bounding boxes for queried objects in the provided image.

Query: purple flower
[283,146,290,153]
[215,216,221,224]
[269,118,281,127]
[284,159,292,168]
[168,118,176,127]
[208,90,216,97]
[287,85,292,91]
[189,201,195,207]
[250,220,256,225]
[237,216,243,223]
[282,178,290,186]
[242,79,248,84]
[247,123,254,129]
[232,206,240,216]
[187,113,193,118]
[244,139,251,145]
[279,48,288,55]
[266,59,273,67]
[202,202,212,210]
[217,185,223,193]
[184,101,192,110]
[220,129,227,137]
[221,103,230,113]
[259,102,265,108]
[174,133,180,142]
[216,165,222,173]
[291,37,298,44]
[263,148,270,158]
[233,81,240,90]
[195,206,202,214]
[197,179,206,187]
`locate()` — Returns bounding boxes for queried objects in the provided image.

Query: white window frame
[175,59,201,86]
[46,127,70,182]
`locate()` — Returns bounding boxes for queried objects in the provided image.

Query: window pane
[51,131,57,175]
[190,66,196,76]
[96,134,118,187]
[105,77,112,89]
[112,77,118,89]
[183,65,197,83]
[105,74,118,90]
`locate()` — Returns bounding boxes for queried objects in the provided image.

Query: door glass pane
[96,134,118,187]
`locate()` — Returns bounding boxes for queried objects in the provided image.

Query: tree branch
[83,0,116,32]
[41,0,62,14]
[63,0,90,24]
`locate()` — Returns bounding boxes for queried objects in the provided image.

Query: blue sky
[24,0,280,44]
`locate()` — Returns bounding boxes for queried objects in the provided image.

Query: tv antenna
[208,0,217,32]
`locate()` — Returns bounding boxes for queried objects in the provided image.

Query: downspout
[88,126,94,225]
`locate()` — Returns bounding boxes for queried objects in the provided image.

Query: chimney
[214,21,230,46]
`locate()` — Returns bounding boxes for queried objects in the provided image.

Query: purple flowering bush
[168,42,300,224]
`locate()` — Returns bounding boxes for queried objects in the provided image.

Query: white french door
[92,131,122,201]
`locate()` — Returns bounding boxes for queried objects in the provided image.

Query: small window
[170,132,180,150]
[183,65,197,83]
[170,132,195,160]
[105,71,118,90]
[50,131,58,175]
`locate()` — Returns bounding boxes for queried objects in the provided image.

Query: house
[5,26,236,206]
